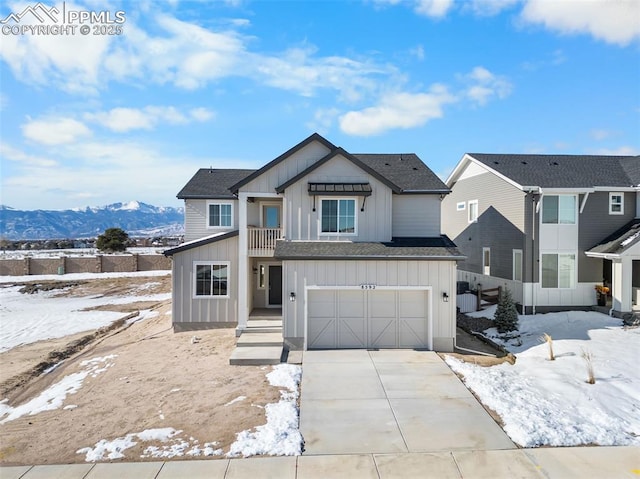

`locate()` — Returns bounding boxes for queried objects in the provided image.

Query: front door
[263,204,281,228]
[268,265,282,306]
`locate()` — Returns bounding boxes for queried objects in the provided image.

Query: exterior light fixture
[289,292,296,302]
[442,292,449,302]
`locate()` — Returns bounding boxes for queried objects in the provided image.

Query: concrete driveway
[300,350,515,455]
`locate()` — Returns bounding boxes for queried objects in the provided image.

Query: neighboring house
[442,153,640,316]
[164,133,464,351]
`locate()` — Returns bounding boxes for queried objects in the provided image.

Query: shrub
[96,227,129,253]
[494,287,519,333]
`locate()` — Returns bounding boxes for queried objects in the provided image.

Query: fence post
[133,253,139,272]
[96,255,103,273]
[24,256,31,276]
[498,286,503,302]
[477,283,482,311]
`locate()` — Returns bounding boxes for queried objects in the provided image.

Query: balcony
[248,227,283,256]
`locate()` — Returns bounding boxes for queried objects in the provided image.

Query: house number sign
[360,284,377,290]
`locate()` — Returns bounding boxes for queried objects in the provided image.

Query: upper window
[207,202,233,228]
[542,195,576,224]
[194,262,229,298]
[321,198,356,234]
[541,253,575,289]
[483,247,491,276]
[513,249,523,282]
[456,202,465,211]
[609,193,624,215]
[468,200,478,223]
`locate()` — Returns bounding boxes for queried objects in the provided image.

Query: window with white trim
[541,253,575,289]
[320,198,356,234]
[457,202,465,211]
[513,249,523,282]
[483,247,491,275]
[207,202,233,228]
[468,200,478,223]
[194,262,229,297]
[542,195,576,224]
[609,193,624,215]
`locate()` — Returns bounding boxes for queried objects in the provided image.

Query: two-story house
[165,133,464,352]
[442,153,640,316]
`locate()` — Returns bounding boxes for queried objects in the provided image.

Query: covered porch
[587,220,640,315]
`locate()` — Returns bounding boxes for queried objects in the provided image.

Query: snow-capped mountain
[0,202,184,240]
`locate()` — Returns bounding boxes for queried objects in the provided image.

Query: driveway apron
[299,350,515,455]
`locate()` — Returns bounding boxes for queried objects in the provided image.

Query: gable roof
[587,219,640,257]
[449,154,639,190]
[177,168,254,199]
[353,154,449,193]
[229,133,338,193]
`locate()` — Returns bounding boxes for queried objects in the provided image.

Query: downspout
[532,189,542,315]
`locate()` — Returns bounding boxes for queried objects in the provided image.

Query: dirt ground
[0,275,282,465]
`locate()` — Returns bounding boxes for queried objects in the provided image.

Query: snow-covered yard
[0,271,171,352]
[447,306,640,447]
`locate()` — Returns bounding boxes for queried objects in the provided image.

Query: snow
[446,309,640,447]
[0,282,171,352]
[0,269,170,284]
[225,396,247,406]
[0,355,116,424]
[227,364,303,457]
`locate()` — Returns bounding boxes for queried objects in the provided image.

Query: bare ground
[0,275,282,465]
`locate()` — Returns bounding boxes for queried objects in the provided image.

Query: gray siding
[442,171,527,281]
[184,199,239,242]
[578,191,636,282]
[392,195,441,237]
[283,155,393,242]
[282,259,457,350]
[171,236,239,326]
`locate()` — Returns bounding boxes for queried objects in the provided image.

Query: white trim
[513,249,523,282]
[540,251,577,290]
[447,154,525,191]
[468,200,478,223]
[192,260,230,299]
[483,247,491,276]
[206,200,234,229]
[609,192,624,215]
[318,197,358,236]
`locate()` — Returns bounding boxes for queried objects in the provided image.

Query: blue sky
[1,0,639,211]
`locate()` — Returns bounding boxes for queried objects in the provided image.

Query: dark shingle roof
[177,169,255,199]
[588,220,640,256]
[274,237,464,260]
[164,230,239,256]
[469,154,639,188]
[354,154,449,192]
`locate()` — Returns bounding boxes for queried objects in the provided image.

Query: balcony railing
[248,227,283,256]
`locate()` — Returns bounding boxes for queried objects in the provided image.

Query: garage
[307,288,431,349]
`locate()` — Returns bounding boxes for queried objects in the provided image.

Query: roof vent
[412,167,418,171]
[385,163,390,166]
[521,161,527,165]
[493,161,499,165]
[552,161,559,166]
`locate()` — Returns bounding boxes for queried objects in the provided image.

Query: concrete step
[245,319,282,333]
[236,332,283,347]
[229,346,283,366]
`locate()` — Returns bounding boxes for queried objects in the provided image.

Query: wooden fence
[0,254,171,276]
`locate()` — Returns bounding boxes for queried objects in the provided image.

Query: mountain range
[0,201,185,240]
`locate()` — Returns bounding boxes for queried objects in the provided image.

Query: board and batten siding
[240,141,332,194]
[283,155,393,242]
[392,195,441,237]
[183,199,239,242]
[281,259,457,351]
[442,170,527,281]
[171,237,239,328]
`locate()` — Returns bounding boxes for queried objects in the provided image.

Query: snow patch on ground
[0,355,117,424]
[446,310,640,447]
[227,364,303,457]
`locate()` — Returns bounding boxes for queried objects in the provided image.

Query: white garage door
[307,289,429,349]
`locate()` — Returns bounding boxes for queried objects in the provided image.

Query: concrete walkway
[300,350,514,455]
[2,446,639,478]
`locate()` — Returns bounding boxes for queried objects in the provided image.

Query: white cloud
[306,107,341,134]
[466,0,520,17]
[21,117,92,145]
[414,0,454,18]
[590,129,614,141]
[409,45,425,61]
[84,106,214,132]
[339,85,456,136]
[520,0,640,46]
[592,146,639,156]
[0,143,58,167]
[462,66,513,105]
